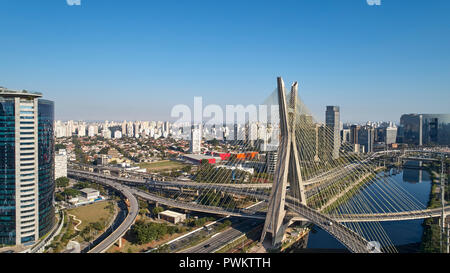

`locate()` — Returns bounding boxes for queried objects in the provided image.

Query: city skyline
[1,1,449,123]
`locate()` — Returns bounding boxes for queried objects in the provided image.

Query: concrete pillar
[117,237,123,248]
[447,224,450,254]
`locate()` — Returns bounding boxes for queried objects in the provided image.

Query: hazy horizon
[1,1,449,122]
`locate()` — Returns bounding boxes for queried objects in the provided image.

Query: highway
[179,202,266,253]
[180,218,264,253]
[69,169,450,223]
[68,171,139,253]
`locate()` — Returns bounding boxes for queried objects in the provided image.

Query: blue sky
[1,0,449,123]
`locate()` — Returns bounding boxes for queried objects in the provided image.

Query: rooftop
[80,188,100,194]
[0,87,43,98]
[183,154,220,161]
[159,210,185,218]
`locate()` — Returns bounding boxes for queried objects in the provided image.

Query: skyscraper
[325,106,341,159]
[0,88,55,246]
[350,124,361,145]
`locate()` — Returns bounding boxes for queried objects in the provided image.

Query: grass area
[46,211,77,253]
[139,160,188,172]
[108,230,184,253]
[106,216,189,253]
[67,201,115,230]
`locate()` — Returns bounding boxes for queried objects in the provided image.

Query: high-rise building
[341,129,351,143]
[87,125,98,137]
[77,124,86,137]
[121,121,127,136]
[114,130,122,139]
[358,126,375,153]
[0,88,55,246]
[102,128,112,139]
[325,106,341,159]
[247,122,258,146]
[55,149,67,179]
[385,125,398,145]
[266,150,278,174]
[234,123,240,141]
[350,125,360,145]
[190,124,202,154]
[126,121,134,137]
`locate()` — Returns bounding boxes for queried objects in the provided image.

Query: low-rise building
[97,155,110,165]
[183,154,221,165]
[158,210,186,224]
[80,188,100,200]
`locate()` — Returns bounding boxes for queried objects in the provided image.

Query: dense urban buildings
[0,88,55,246]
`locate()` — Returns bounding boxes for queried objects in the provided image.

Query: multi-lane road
[180,217,264,253]
[179,202,266,253]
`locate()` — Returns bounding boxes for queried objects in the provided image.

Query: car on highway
[204,226,213,231]
[203,244,211,248]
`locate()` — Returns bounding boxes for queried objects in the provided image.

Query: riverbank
[420,163,447,253]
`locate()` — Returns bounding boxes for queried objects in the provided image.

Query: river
[305,165,431,253]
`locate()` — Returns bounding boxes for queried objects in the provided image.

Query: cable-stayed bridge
[68,168,450,222]
[67,77,449,253]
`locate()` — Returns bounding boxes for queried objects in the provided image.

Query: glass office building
[399,114,450,146]
[0,88,55,246]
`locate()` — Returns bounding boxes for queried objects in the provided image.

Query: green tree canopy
[56,177,70,188]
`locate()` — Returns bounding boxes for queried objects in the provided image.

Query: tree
[55,144,66,151]
[55,193,65,202]
[208,138,219,146]
[139,208,148,216]
[99,147,110,155]
[63,188,80,199]
[181,165,192,173]
[139,200,149,210]
[200,159,210,165]
[91,222,105,231]
[152,206,164,216]
[56,177,70,188]
[132,221,172,245]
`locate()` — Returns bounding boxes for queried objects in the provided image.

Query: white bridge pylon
[260,77,307,247]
